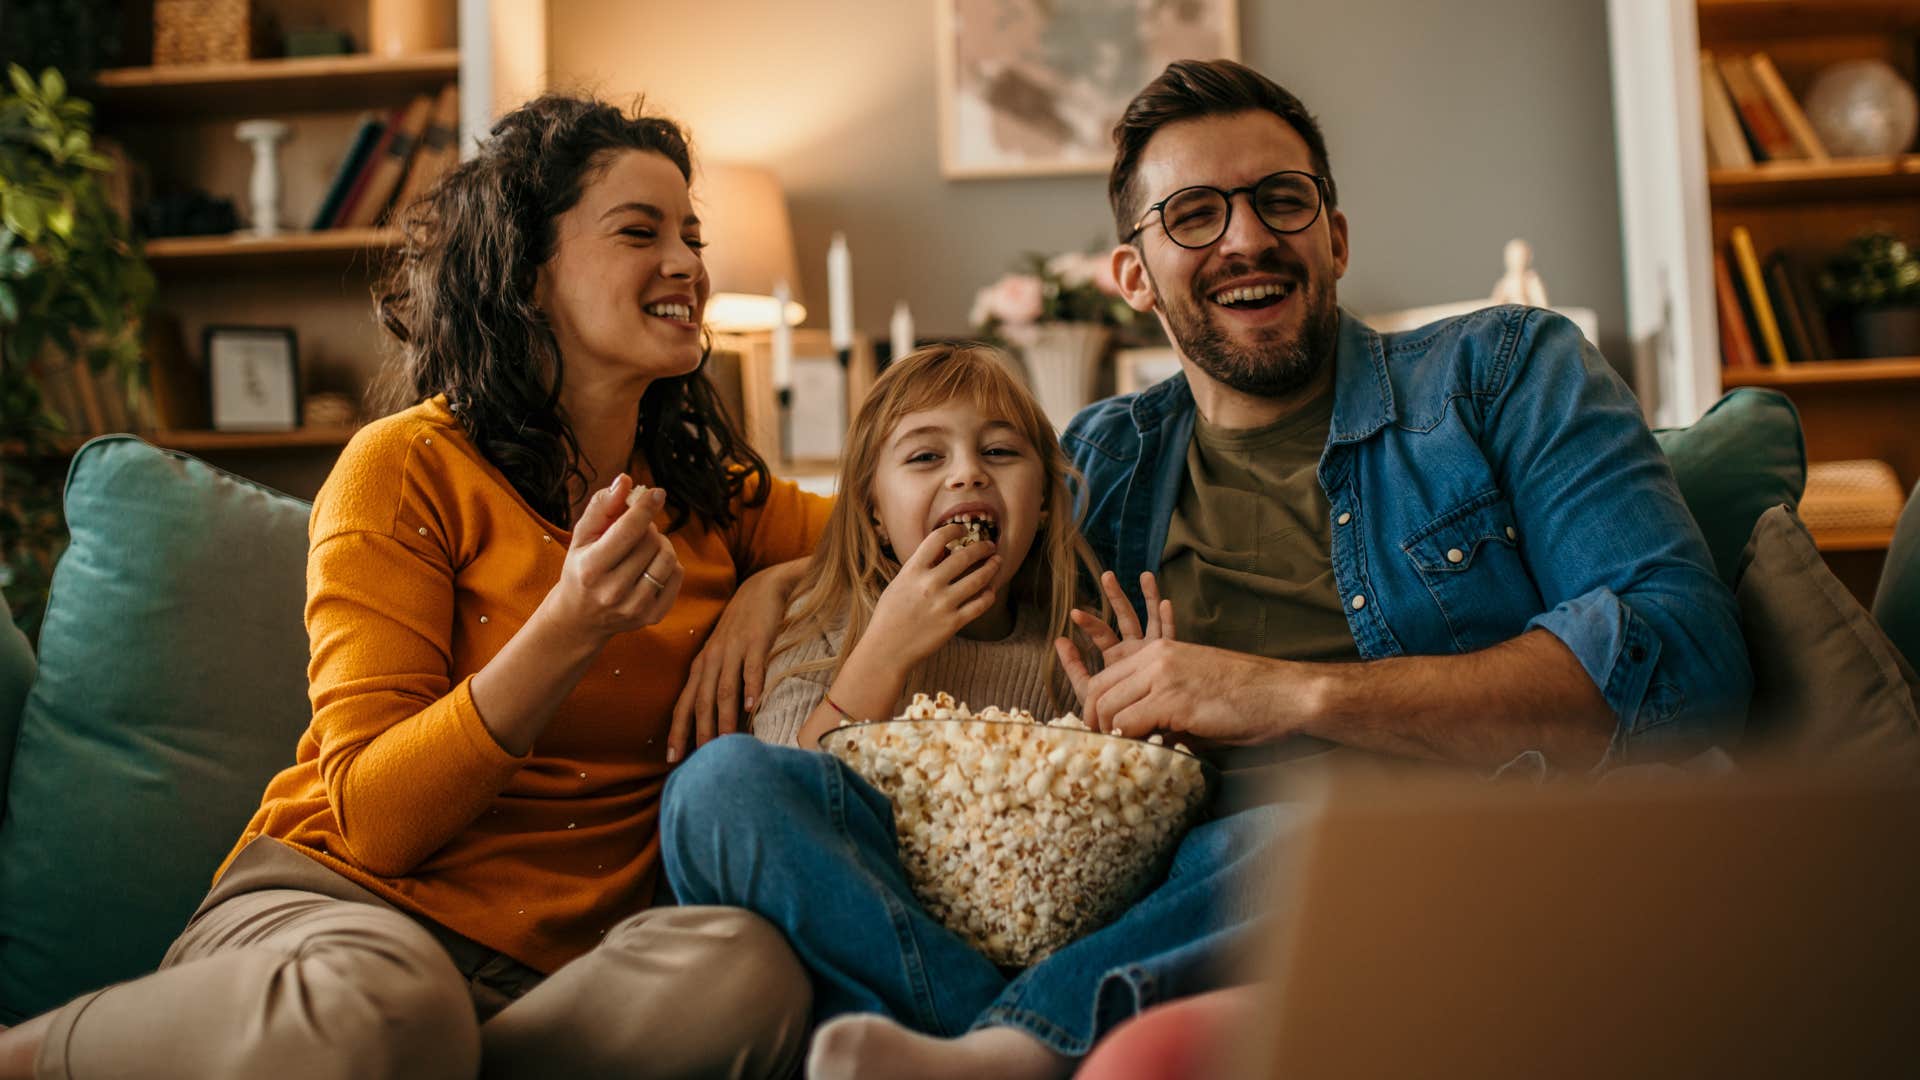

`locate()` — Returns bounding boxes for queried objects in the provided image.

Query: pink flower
[974,273,1045,328]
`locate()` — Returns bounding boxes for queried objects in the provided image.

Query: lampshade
[697,162,807,332]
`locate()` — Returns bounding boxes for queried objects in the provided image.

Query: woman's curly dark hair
[375,93,769,532]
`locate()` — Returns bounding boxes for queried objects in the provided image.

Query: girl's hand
[1054,571,1175,714]
[547,474,683,644]
[865,524,1002,667]
[668,558,807,763]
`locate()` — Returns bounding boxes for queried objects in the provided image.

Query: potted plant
[0,64,153,638]
[1818,231,1920,359]
[972,249,1144,432]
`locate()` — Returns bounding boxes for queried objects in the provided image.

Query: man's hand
[668,558,806,763]
[1082,639,1302,744]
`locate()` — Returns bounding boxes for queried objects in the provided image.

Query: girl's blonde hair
[768,342,1103,709]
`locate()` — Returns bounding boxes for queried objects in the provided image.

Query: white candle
[772,279,793,391]
[890,301,915,361]
[828,231,853,351]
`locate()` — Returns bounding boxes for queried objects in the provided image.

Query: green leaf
[8,66,34,99]
[40,69,65,104]
[45,199,72,239]
[1,250,33,277]
[1,191,43,241]
[0,282,16,324]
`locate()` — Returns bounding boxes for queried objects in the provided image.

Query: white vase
[1021,323,1111,433]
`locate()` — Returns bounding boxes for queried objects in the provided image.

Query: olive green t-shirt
[1159,380,1360,811]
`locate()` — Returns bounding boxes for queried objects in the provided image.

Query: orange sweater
[221,396,830,973]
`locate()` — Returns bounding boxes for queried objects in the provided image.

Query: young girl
[663,344,1192,1080]
[749,343,1105,749]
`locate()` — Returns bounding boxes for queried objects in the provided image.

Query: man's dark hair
[1108,59,1338,242]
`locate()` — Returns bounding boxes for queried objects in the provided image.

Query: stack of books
[1699,50,1830,169]
[310,82,460,231]
[1715,226,1834,371]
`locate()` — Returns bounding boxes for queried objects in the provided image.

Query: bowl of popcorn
[819,692,1216,967]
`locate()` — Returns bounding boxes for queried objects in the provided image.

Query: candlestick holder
[234,119,291,237]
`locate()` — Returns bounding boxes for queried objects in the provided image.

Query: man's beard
[1149,251,1340,398]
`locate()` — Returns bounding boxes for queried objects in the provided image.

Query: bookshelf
[1690,0,1920,598]
[19,2,548,500]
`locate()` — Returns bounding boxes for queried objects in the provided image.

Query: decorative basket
[1799,459,1906,534]
[153,0,250,66]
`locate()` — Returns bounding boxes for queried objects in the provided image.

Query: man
[1063,59,1747,813]
[660,59,1748,1080]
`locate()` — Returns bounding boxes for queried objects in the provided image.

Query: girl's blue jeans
[659,734,1288,1058]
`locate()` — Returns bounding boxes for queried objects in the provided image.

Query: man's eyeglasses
[1125,170,1328,249]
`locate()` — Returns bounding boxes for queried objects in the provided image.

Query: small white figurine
[1489,237,1550,308]
[234,119,292,237]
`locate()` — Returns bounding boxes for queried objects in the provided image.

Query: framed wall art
[936,0,1241,179]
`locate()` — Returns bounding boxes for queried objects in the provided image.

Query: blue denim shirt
[1062,306,1750,761]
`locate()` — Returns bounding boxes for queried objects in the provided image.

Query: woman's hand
[1054,571,1175,715]
[668,558,806,763]
[864,524,1002,668]
[545,474,683,646]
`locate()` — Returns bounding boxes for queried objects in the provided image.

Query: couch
[1,386,1912,1031]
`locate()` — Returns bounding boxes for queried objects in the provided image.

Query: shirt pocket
[1400,490,1540,652]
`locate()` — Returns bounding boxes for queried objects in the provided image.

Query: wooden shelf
[91,52,459,118]
[1699,0,1920,39]
[1811,526,1895,552]
[143,229,401,271]
[1709,156,1920,203]
[1722,357,1920,387]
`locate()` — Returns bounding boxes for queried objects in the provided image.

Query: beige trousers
[34,839,810,1080]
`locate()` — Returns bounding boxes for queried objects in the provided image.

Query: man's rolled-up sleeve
[1488,311,1750,761]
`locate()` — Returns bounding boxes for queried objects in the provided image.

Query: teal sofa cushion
[1652,388,1807,586]
[0,591,33,813]
[0,437,313,1023]
[1874,482,1920,672]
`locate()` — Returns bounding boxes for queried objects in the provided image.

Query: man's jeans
[660,734,1288,1057]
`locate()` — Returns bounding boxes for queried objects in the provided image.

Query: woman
[0,95,827,1080]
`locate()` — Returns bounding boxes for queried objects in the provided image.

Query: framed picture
[205,326,301,432]
[936,0,1240,179]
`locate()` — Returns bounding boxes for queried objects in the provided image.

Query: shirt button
[1506,526,1517,540]
[1446,548,1464,564]
[613,669,622,676]
[417,527,428,536]
[1337,512,1352,526]
[423,437,432,446]
[542,534,553,543]
[479,615,489,624]
[1350,594,1367,611]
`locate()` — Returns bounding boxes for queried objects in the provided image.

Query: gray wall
[551,0,1627,369]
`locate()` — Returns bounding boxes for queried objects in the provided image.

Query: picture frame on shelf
[935,0,1239,179]
[205,326,301,432]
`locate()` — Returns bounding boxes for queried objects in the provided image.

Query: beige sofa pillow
[1735,505,1920,771]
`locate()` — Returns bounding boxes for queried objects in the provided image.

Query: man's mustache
[1193,250,1308,303]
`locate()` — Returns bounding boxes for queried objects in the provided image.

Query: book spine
[1718,54,1800,162]
[1748,52,1829,162]
[1712,252,1760,368]
[311,116,382,231]
[1698,51,1754,170]
[1764,254,1815,364]
[1730,226,1790,369]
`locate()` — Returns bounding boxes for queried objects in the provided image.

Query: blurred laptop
[1237,768,1920,1078]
